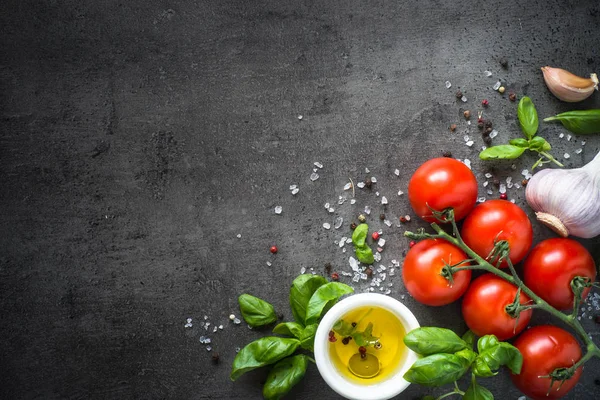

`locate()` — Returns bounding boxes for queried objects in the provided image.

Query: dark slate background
[1,0,599,399]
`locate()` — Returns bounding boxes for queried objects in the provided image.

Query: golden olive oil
[329,306,407,384]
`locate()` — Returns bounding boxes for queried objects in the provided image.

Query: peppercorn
[328,336,337,342]
[358,214,366,223]
[211,352,220,364]
[358,346,367,354]
[455,90,463,99]
[379,213,385,221]
[482,99,489,107]
[365,178,372,189]
[484,120,493,129]
[331,272,339,281]
[521,179,529,187]
[492,178,500,187]
[360,353,367,359]
[325,263,332,274]
[365,268,373,278]
[500,59,508,69]
[485,127,493,135]
[350,222,357,230]
[463,110,471,119]
[342,337,351,345]
[442,150,452,158]
[450,124,457,132]
[399,216,408,223]
[477,121,484,129]
[329,330,335,337]
[372,232,380,241]
[509,92,517,102]
[483,136,492,146]
[500,193,508,200]
[351,322,357,327]
[270,245,278,254]
[498,86,506,94]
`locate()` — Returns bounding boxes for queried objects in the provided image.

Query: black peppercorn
[442,150,452,158]
[365,268,373,278]
[484,136,492,145]
[509,92,517,102]
[455,90,463,99]
[492,178,500,187]
[350,222,357,230]
[212,352,220,364]
[351,322,357,327]
[325,263,332,274]
[365,178,372,189]
[379,213,385,221]
[500,59,508,69]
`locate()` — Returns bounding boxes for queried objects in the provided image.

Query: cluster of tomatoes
[402,158,597,400]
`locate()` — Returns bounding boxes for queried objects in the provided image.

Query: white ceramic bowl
[314,293,420,400]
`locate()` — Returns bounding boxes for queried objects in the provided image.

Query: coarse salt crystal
[300,266,306,274]
[365,167,370,173]
[483,181,489,187]
[314,161,323,168]
[484,70,493,77]
[324,202,330,209]
[334,217,343,229]
[371,177,377,183]
[266,261,272,266]
[567,135,572,141]
[233,318,241,324]
[575,148,583,154]
[310,172,319,181]
[559,133,565,138]
[445,81,452,89]
[339,237,347,247]
[350,199,356,204]
[397,190,404,196]
[564,153,570,159]
[291,188,299,195]
[378,238,386,247]
[274,206,282,214]
[466,140,474,147]
[489,130,498,139]
[328,207,334,213]
[343,182,352,191]
[364,206,371,214]
[485,172,493,178]
[493,81,501,90]
[478,197,486,203]
[357,182,365,189]
[236,234,241,238]
[384,219,392,227]
[461,95,467,102]
[499,184,507,194]
[338,196,345,205]
[463,159,471,169]
[289,184,297,190]
[394,169,400,176]
[323,222,331,230]
[381,196,388,205]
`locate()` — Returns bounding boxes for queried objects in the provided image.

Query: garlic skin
[541,66,598,103]
[525,152,600,238]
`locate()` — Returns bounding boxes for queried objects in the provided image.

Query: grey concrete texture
[1,0,600,399]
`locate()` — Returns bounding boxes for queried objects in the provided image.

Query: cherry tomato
[402,239,471,306]
[461,200,532,268]
[408,158,478,222]
[511,325,582,400]
[524,238,596,310]
[461,273,532,340]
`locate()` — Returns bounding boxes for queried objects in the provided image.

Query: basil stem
[289,274,327,325]
[463,374,494,400]
[517,96,539,139]
[230,337,300,381]
[544,109,600,135]
[262,355,309,400]
[404,327,468,355]
[238,294,278,327]
[304,282,354,325]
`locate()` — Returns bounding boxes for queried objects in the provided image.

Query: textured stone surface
[1,0,599,399]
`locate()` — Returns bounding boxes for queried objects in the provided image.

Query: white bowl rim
[314,293,420,400]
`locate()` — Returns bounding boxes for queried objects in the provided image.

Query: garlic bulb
[541,66,598,102]
[525,152,600,238]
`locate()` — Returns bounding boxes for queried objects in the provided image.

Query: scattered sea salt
[219,325,223,330]
[466,140,474,147]
[381,196,388,205]
[384,219,392,227]
[397,190,404,196]
[310,172,319,181]
[206,346,212,352]
[213,326,218,333]
[185,318,193,328]
[300,266,306,274]
[493,81,501,90]
[567,135,572,141]
[564,153,570,159]
[371,177,377,183]
[489,130,498,139]
[291,188,299,195]
[378,239,386,247]
[236,234,241,238]
[394,169,400,176]
[445,81,452,89]
[233,318,241,324]
[328,207,335,213]
[357,182,365,189]
[324,202,330,209]
[485,172,493,178]
[343,182,352,191]
[274,206,282,214]
[559,133,565,139]
[464,135,470,142]
[373,252,382,262]
[323,222,331,230]
[483,181,489,187]
[235,347,241,353]
[463,159,471,169]
[334,217,343,229]
[375,191,380,196]
[484,70,493,77]
[461,95,467,102]
[289,184,297,190]
[298,115,303,120]
[338,196,345,205]
[350,199,356,204]
[364,206,371,215]
[339,237,347,248]
[314,161,323,169]
[487,189,493,195]
[478,197,486,203]
[581,140,586,146]
[499,183,507,194]
[575,148,583,154]
[365,167,370,173]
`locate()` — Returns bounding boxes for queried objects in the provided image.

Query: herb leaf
[404,327,469,355]
[262,355,309,400]
[544,109,600,135]
[355,246,375,264]
[352,223,375,264]
[464,374,494,400]
[528,136,551,152]
[352,322,380,346]
[479,145,526,160]
[518,96,539,139]
[472,335,522,377]
[403,353,472,387]
[289,274,328,325]
[299,324,318,351]
[230,337,300,381]
[461,330,477,349]
[238,294,278,327]
[332,319,355,336]
[508,138,529,148]
[273,322,304,339]
[304,282,354,325]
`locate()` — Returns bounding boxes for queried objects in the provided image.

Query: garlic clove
[541,66,598,103]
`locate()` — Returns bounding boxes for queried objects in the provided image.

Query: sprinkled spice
[498,86,506,94]
[500,193,508,200]
[342,337,351,345]
[463,110,471,119]
[358,214,366,223]
[270,245,278,254]
[351,322,357,327]
[442,150,452,158]
[481,99,489,107]
[455,90,463,99]
[450,124,457,132]
[521,179,529,187]
[500,59,508,69]
[379,213,386,221]
[325,263,332,274]
[365,268,373,278]
[372,232,380,241]
[212,352,220,364]
[358,346,367,354]
[350,222,357,230]
[331,272,339,281]
[399,216,408,223]
[509,92,517,102]
[365,178,373,189]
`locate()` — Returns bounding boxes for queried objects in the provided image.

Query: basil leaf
[230,337,300,381]
[403,353,471,387]
[355,246,374,264]
[332,319,355,336]
[518,96,539,139]
[289,274,327,325]
[544,109,600,135]
[528,136,551,152]
[479,145,526,160]
[262,355,309,400]
[352,322,380,346]
[473,335,523,376]
[305,282,354,325]
[462,330,476,349]
[299,324,318,351]
[352,223,369,247]
[273,322,304,339]
[464,374,494,400]
[238,294,277,327]
[508,138,529,148]
[455,348,477,365]
[404,327,468,355]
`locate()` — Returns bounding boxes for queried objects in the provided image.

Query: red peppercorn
[372,232,380,240]
[399,216,408,223]
[331,272,339,281]
[270,245,278,254]
[482,99,489,107]
[409,241,416,248]
[329,330,335,337]
[478,117,484,124]
[500,193,507,200]
[358,346,367,354]
[329,336,337,342]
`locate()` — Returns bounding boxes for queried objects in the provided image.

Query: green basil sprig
[262,355,309,400]
[232,274,353,399]
[479,96,563,169]
[230,337,300,380]
[544,109,600,135]
[403,327,522,397]
[351,223,375,264]
[238,294,278,327]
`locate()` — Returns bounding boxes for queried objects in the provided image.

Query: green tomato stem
[422,221,600,366]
